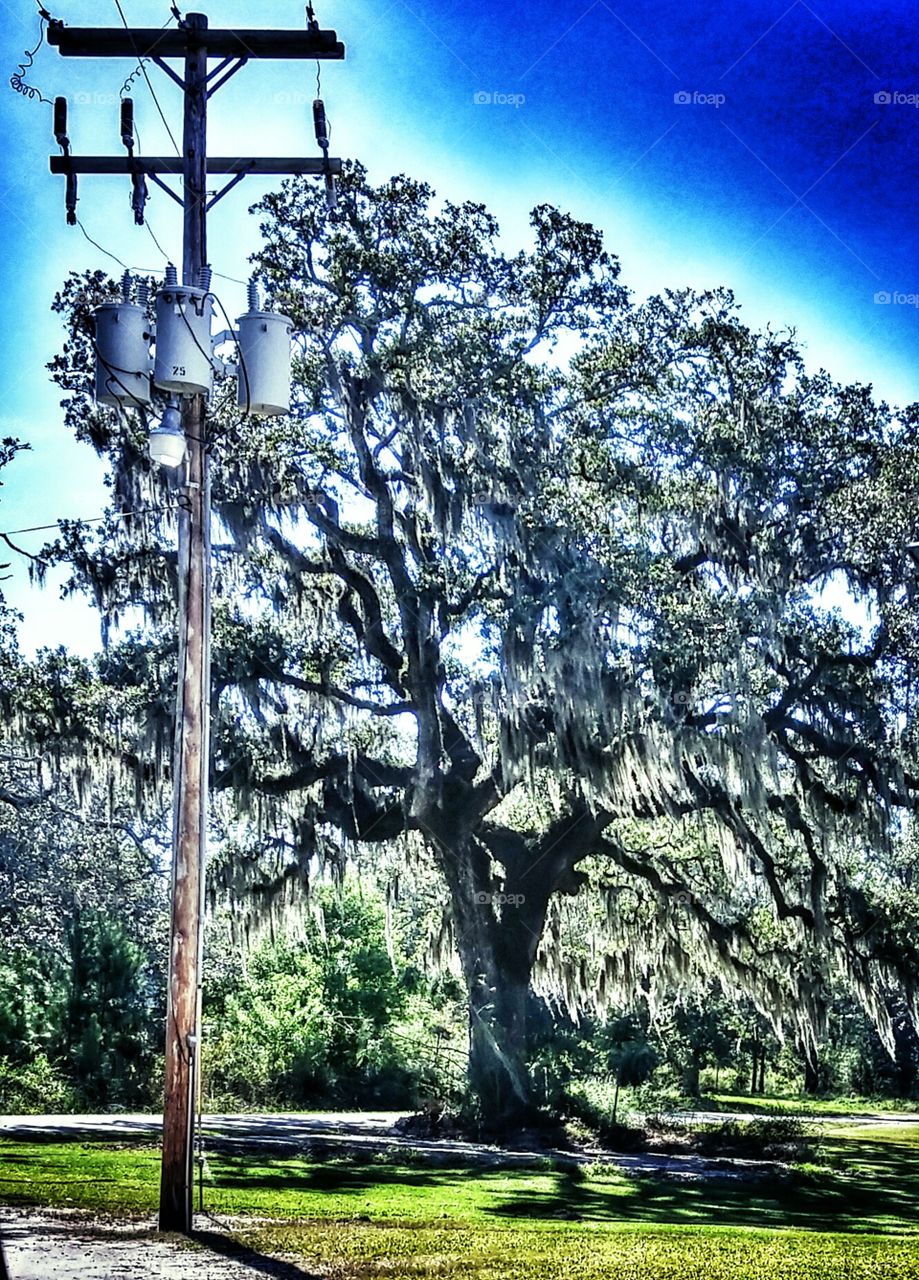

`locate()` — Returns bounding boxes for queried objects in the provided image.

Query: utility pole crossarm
[46,22,345,59]
[50,156,343,176]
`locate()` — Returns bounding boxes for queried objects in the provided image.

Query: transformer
[236,308,293,416]
[93,301,152,408]
[153,282,215,396]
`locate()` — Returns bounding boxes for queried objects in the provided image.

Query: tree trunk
[683,1053,701,1098]
[803,1053,820,1096]
[750,1043,758,1094]
[440,829,554,1135]
[758,1050,766,1095]
[463,962,537,1131]
[611,1067,622,1126]
[428,804,599,1135]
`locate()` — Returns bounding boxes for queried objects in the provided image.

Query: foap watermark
[674,90,725,108]
[475,891,526,907]
[73,91,120,106]
[273,91,314,106]
[474,90,525,108]
[875,90,919,107]
[874,290,919,307]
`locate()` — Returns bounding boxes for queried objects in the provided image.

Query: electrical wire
[209,291,252,415]
[79,219,250,342]
[90,334,153,412]
[212,269,249,286]
[172,287,252,421]
[76,219,161,274]
[144,218,171,263]
[76,220,132,270]
[142,218,244,287]
[177,299,220,373]
[1,481,310,542]
[120,59,147,100]
[113,0,180,155]
[0,507,178,539]
[131,119,243,285]
[9,13,53,105]
[118,15,174,101]
[128,116,174,263]
[305,3,325,108]
[114,46,257,291]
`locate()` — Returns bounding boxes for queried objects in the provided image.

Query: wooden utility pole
[160,13,209,1233]
[48,10,344,1234]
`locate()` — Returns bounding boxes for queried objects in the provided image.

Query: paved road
[0,1110,406,1145]
[0,1108,787,1182]
[0,1110,615,1173]
[0,1111,432,1158]
[3,1104,916,1155]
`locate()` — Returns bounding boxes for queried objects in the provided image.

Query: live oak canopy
[21,162,919,1126]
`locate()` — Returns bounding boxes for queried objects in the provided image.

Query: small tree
[57,907,155,1105]
[609,1040,657,1125]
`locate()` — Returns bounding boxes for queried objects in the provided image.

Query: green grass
[4,1126,919,1278]
[234,1221,919,1279]
[707,1092,919,1118]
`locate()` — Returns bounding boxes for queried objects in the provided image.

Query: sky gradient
[1,0,918,653]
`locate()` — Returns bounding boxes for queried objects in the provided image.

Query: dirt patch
[0,1207,320,1279]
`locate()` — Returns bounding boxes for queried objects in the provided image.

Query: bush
[202,882,459,1110]
[690,1115,815,1162]
[563,1079,648,1150]
[0,1053,77,1114]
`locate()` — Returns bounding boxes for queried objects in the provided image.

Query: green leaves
[202,881,428,1107]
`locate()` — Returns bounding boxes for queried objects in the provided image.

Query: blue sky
[1,0,918,654]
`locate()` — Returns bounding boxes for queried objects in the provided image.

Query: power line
[1,482,312,542]
[77,218,161,273]
[212,268,249,286]
[9,13,53,105]
[1,507,175,539]
[113,0,180,155]
[144,217,171,263]
[80,214,249,299]
[118,16,174,101]
[132,121,243,285]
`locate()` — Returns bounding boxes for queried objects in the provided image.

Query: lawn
[706,1092,919,1118]
[3,1123,919,1277]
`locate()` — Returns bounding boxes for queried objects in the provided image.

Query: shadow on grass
[486,1139,919,1235]
[192,1227,323,1279]
[211,1152,477,1195]
[7,1128,919,1239]
[207,1136,919,1237]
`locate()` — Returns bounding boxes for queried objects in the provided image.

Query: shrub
[690,1115,815,1161]
[0,1053,77,1114]
[202,882,458,1110]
